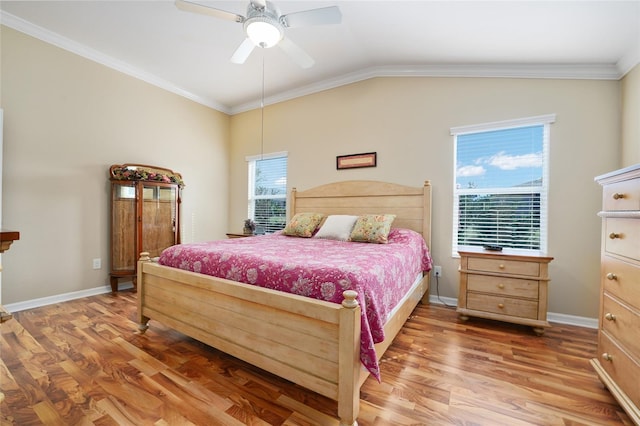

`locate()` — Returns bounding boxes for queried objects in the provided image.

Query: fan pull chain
[260,51,265,160]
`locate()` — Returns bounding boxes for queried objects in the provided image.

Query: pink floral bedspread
[158,228,432,380]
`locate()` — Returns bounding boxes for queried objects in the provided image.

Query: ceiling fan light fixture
[246,17,283,48]
[177,0,341,66]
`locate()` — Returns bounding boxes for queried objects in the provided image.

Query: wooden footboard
[137,253,362,425]
[136,179,432,425]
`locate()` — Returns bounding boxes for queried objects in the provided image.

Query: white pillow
[313,215,359,241]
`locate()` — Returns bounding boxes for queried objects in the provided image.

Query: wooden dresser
[592,164,640,423]
[457,247,553,335]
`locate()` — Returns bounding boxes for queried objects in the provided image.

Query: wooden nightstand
[225,233,254,239]
[457,247,553,335]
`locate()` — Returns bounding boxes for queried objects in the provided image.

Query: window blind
[247,152,287,234]
[452,115,554,254]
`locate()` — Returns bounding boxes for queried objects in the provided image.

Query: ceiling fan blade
[175,0,245,23]
[278,37,314,69]
[281,6,341,28]
[231,38,257,64]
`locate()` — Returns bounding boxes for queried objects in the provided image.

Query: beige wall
[1,27,230,304]
[230,77,621,318]
[1,23,630,319]
[621,64,640,166]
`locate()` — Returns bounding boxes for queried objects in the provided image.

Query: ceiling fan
[175,0,342,68]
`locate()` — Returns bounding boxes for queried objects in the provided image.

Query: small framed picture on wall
[336,152,377,170]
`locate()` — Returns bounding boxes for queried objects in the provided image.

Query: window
[247,151,287,234]
[451,115,555,255]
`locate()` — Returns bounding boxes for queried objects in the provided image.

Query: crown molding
[0,11,231,114]
[3,10,633,116]
[229,63,623,114]
[617,38,640,77]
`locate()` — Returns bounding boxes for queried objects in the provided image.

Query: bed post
[290,187,298,218]
[423,180,432,247]
[421,180,432,305]
[137,251,151,333]
[338,290,361,426]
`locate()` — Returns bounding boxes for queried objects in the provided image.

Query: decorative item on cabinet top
[110,164,184,186]
[243,218,256,235]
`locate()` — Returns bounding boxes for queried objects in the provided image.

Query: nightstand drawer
[598,331,640,408]
[602,256,640,308]
[467,257,540,277]
[602,294,640,357]
[467,293,538,319]
[467,274,539,299]
[603,179,640,211]
[604,218,640,261]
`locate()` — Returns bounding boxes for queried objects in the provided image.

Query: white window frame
[246,151,288,234]
[451,114,555,256]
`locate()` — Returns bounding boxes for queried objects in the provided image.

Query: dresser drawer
[467,274,539,299]
[602,256,640,309]
[604,217,640,261]
[598,331,640,408]
[603,178,640,211]
[467,257,540,277]
[602,294,640,357]
[467,293,538,319]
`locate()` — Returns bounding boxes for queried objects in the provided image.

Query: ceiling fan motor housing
[244,1,284,48]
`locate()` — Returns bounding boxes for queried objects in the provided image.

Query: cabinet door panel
[111,183,136,272]
[141,184,177,258]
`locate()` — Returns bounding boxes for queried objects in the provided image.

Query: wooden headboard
[290,180,432,249]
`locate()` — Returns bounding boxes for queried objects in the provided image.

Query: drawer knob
[602,353,613,362]
[498,303,504,309]
[499,264,505,269]
[612,193,625,200]
[606,272,618,281]
[604,312,616,321]
[609,232,621,239]
[498,283,505,289]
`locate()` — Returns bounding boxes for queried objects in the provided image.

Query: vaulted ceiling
[2,1,639,114]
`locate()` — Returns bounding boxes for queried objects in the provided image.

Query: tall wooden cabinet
[109,164,183,292]
[592,164,640,423]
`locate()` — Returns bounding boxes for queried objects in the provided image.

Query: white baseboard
[546,312,598,329]
[3,281,134,313]
[4,288,598,330]
[428,295,598,329]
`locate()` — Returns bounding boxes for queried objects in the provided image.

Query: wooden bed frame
[136,180,432,425]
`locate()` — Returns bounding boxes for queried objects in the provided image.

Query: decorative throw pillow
[313,215,359,241]
[350,214,396,244]
[282,212,325,237]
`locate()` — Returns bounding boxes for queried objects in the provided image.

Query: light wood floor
[0,289,633,425]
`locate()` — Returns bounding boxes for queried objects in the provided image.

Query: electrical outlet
[92,258,102,270]
[434,265,442,277]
